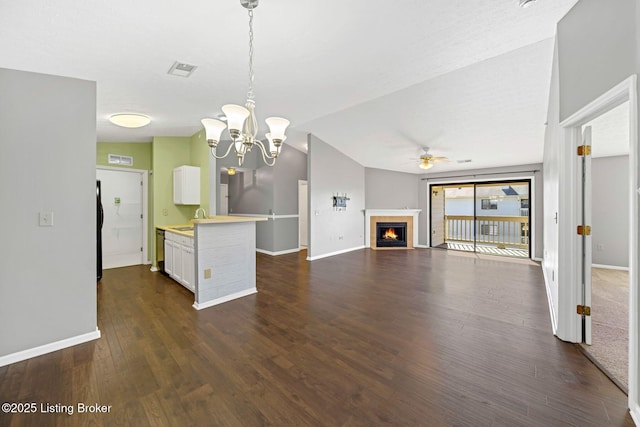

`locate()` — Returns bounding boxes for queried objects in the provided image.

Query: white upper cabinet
[173,165,200,205]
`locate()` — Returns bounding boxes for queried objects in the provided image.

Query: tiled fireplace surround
[364,209,421,250]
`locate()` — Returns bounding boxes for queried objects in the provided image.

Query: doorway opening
[578,101,631,393]
[96,167,148,269]
[557,76,638,410]
[430,180,531,258]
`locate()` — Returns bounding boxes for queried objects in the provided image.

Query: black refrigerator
[97,180,104,281]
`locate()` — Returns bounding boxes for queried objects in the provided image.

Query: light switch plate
[39,211,54,227]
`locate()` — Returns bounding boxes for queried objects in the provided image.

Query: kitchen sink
[172,226,194,231]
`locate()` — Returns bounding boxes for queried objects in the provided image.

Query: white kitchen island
[191,216,267,310]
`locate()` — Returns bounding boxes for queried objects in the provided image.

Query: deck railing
[444,215,529,248]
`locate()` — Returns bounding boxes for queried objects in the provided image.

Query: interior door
[96,168,143,269]
[580,126,593,345]
[430,186,445,247]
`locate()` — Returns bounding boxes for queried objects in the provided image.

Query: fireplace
[376,222,407,248]
[366,210,420,250]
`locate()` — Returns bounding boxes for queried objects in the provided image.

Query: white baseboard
[541,265,558,336]
[0,328,101,367]
[150,266,159,272]
[306,246,365,261]
[532,256,543,262]
[193,288,257,311]
[256,248,300,256]
[592,263,629,271]
[414,244,430,249]
[630,402,640,426]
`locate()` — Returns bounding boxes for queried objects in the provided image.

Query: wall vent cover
[108,154,133,166]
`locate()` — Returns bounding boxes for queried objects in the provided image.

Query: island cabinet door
[172,242,183,282]
[164,239,173,275]
[182,245,195,292]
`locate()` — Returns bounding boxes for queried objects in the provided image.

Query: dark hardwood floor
[0,249,633,426]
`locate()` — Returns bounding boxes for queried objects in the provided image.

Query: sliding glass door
[433,180,530,258]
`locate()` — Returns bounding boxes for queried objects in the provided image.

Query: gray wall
[0,68,97,358]
[418,164,543,259]
[223,144,307,253]
[273,146,307,252]
[228,168,273,214]
[557,0,636,121]
[365,167,419,209]
[592,156,629,267]
[308,134,365,259]
[274,146,308,215]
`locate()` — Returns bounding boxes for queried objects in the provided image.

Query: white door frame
[298,180,308,249]
[558,75,638,419]
[96,166,149,265]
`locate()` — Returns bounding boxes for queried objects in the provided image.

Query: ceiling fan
[417,147,449,170]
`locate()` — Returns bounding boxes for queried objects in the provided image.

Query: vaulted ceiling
[0,0,582,173]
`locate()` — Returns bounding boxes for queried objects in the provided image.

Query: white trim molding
[558,75,638,413]
[0,328,101,367]
[230,213,298,221]
[542,262,558,335]
[307,246,365,261]
[256,248,301,256]
[192,288,257,311]
[591,263,630,271]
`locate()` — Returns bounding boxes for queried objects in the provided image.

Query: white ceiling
[0,0,582,174]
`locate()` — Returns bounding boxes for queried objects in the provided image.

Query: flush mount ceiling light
[109,113,151,128]
[227,167,236,176]
[518,0,537,8]
[201,0,289,167]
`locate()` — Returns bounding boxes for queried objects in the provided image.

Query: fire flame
[382,228,398,240]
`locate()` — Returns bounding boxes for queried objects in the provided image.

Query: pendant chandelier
[201,0,289,167]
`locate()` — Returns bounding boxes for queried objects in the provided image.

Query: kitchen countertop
[157,216,268,237]
[193,215,268,224]
[156,223,194,237]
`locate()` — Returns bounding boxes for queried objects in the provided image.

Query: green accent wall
[152,136,197,228]
[97,142,152,170]
[190,129,210,216]
[97,133,211,268]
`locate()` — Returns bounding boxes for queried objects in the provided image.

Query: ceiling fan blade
[430,156,450,162]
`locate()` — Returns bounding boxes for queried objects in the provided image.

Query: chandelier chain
[247,8,255,101]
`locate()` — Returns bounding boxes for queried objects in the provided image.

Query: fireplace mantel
[364,209,421,249]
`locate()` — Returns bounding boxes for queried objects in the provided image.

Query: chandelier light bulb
[265,117,290,142]
[222,104,250,138]
[201,118,227,147]
[266,133,285,156]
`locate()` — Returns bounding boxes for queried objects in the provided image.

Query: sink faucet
[194,207,207,219]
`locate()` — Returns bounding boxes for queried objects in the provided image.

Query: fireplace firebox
[376,222,407,248]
